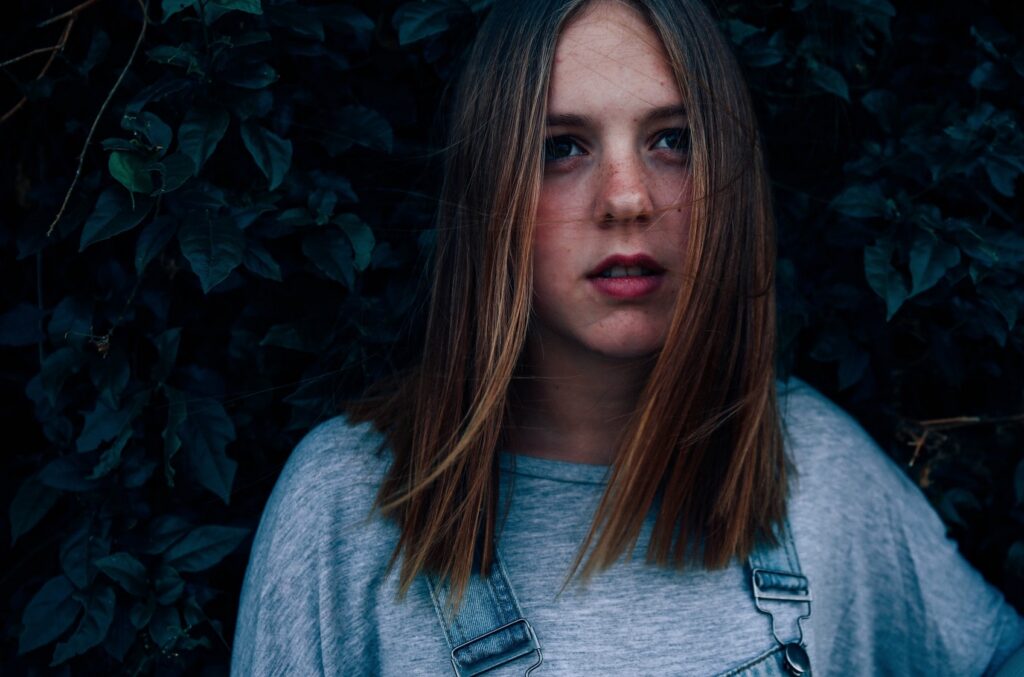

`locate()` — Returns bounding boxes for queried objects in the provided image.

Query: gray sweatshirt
[232,377,1024,675]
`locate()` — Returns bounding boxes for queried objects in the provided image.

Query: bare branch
[46,0,150,238]
[37,0,103,28]
[0,45,63,69]
[0,17,75,125]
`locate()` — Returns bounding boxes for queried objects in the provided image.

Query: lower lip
[589,274,664,299]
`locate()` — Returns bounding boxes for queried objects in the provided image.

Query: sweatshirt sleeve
[779,377,1024,676]
[230,423,333,677]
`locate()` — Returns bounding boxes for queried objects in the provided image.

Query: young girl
[232,0,1024,674]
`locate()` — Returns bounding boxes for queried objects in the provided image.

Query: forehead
[549,1,681,116]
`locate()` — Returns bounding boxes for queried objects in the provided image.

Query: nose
[595,146,654,226]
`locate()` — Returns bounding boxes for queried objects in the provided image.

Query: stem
[46,0,150,237]
[36,0,102,28]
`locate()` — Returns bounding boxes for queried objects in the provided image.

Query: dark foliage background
[1,0,1021,672]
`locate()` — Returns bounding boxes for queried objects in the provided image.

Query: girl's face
[530,0,692,364]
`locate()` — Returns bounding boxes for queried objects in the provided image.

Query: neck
[505,329,655,465]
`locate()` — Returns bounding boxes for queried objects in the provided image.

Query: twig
[0,45,63,69]
[46,0,150,238]
[37,0,102,28]
[0,17,75,125]
[915,413,1024,430]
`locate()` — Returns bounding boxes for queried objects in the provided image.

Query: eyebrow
[545,104,687,128]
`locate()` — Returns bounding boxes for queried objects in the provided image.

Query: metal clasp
[450,618,544,677]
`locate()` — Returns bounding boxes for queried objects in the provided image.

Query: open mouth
[587,254,666,299]
[597,265,661,278]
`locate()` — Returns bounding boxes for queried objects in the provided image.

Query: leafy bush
[1,0,1021,672]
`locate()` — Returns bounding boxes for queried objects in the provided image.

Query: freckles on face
[528,0,693,362]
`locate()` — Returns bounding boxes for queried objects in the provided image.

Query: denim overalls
[425,517,812,676]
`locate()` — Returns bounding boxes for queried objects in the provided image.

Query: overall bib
[425,517,812,676]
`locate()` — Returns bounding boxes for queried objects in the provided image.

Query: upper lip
[587,253,666,278]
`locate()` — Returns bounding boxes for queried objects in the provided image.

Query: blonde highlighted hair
[349,0,791,608]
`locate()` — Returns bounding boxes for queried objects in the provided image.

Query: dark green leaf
[146,44,202,73]
[209,0,262,17]
[267,4,325,39]
[18,576,80,654]
[10,476,60,544]
[332,106,393,154]
[260,318,328,353]
[61,521,111,589]
[149,606,182,649]
[151,152,196,194]
[180,398,238,502]
[337,214,375,271]
[155,565,185,605]
[77,397,140,453]
[40,456,100,492]
[163,525,250,572]
[121,111,172,156]
[243,239,283,281]
[108,151,154,194]
[240,122,292,190]
[221,61,278,89]
[741,31,784,68]
[982,156,1019,197]
[393,0,466,45]
[86,426,133,480]
[51,586,116,665]
[980,284,1020,332]
[969,62,1006,90]
[0,303,44,346]
[864,238,909,321]
[90,347,130,408]
[309,188,337,225]
[130,598,155,629]
[722,19,761,46]
[319,6,374,50]
[830,184,887,219]
[40,347,81,406]
[811,63,850,101]
[162,0,196,21]
[153,328,183,383]
[178,107,230,172]
[143,515,192,555]
[135,215,178,274]
[80,189,154,251]
[908,232,960,298]
[178,215,246,293]
[102,605,135,662]
[302,230,354,287]
[95,553,148,596]
[162,386,187,486]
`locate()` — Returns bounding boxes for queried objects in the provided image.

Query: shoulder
[243,413,394,585]
[279,413,391,487]
[775,375,908,502]
[232,415,397,674]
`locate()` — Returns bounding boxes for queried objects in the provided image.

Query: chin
[587,332,667,361]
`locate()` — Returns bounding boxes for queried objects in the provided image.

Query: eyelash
[543,128,691,164]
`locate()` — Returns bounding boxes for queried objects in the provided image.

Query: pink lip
[586,253,666,300]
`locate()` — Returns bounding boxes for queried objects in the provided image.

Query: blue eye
[653,128,690,154]
[544,135,584,162]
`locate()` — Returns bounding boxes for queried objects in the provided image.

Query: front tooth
[626,265,644,276]
[607,266,628,278]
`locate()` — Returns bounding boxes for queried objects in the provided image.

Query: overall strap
[424,552,543,677]
[747,516,813,676]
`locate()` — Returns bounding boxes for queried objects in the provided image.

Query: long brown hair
[349,0,791,608]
